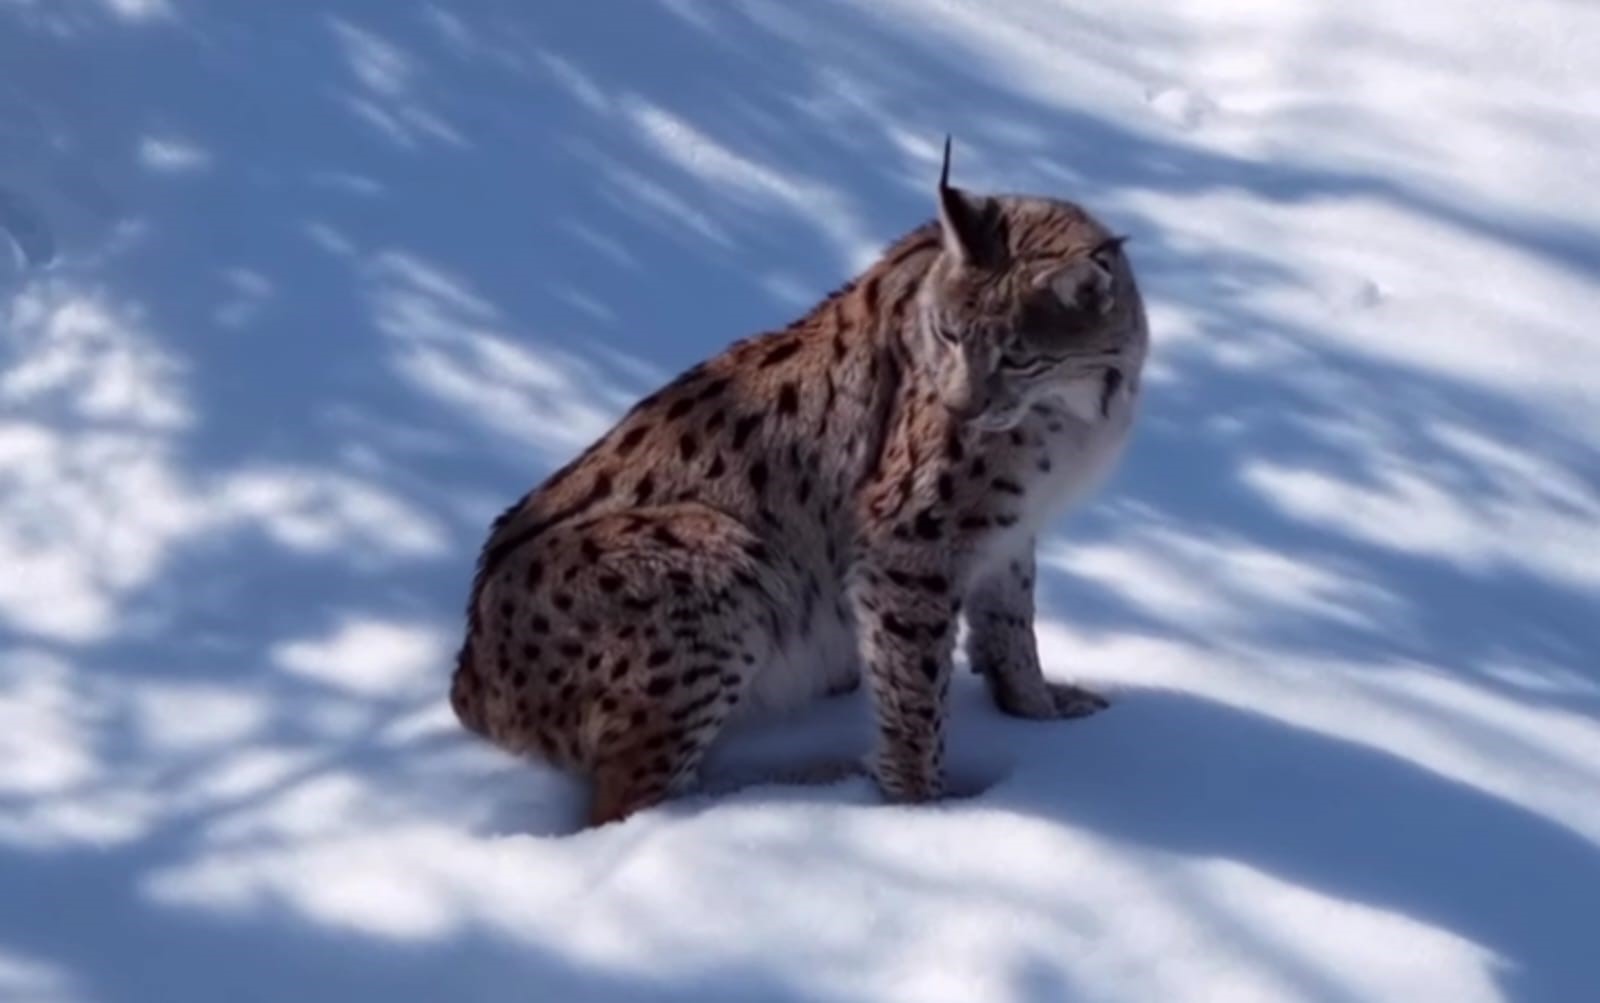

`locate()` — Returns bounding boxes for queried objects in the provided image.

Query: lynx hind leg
[486,504,777,828]
[583,633,759,828]
[586,698,726,827]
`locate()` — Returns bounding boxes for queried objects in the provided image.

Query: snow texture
[2,2,1597,1001]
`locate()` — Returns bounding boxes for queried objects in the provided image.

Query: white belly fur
[739,594,859,718]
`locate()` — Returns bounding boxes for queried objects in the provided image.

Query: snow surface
[3,1,1598,1000]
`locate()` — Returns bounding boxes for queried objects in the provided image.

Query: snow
[2,1,1597,1001]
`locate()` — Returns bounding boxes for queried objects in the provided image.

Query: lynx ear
[1047,256,1115,315]
[937,136,1004,267]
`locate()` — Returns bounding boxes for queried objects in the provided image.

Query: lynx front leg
[965,539,1109,720]
[853,555,961,804]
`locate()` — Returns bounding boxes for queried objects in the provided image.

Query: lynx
[451,141,1148,827]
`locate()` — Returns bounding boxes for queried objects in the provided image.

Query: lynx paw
[823,673,862,698]
[871,759,944,805]
[994,680,1110,720]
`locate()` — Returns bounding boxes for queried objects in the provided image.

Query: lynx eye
[999,351,1056,377]
[934,325,961,345]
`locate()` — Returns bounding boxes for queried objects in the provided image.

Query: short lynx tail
[449,641,490,736]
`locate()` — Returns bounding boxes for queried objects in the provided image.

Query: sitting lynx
[451,141,1148,826]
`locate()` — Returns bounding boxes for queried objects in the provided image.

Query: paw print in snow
[0,185,56,271]
[1146,86,1218,132]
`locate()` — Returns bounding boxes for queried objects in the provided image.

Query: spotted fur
[451,141,1148,826]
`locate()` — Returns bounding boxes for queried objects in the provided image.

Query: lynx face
[918,166,1144,431]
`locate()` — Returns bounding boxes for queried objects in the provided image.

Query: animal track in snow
[1320,275,1385,314]
[0,185,56,270]
[1146,85,1219,132]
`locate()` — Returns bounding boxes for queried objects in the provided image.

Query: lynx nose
[942,368,991,421]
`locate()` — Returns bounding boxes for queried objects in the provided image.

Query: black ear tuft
[1089,234,1130,271]
[937,136,1004,267]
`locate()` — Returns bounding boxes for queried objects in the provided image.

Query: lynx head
[916,137,1146,431]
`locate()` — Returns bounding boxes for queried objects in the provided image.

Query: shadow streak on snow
[990,689,1600,1003]
[0,847,826,1003]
